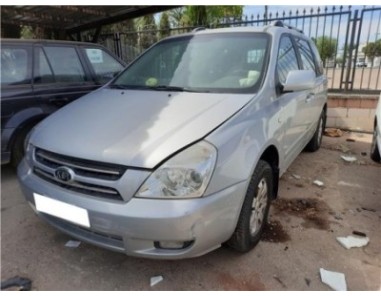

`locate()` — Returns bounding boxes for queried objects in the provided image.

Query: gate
[95,6,381,93]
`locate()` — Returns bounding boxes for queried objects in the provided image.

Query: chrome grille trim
[33,147,126,200]
[35,149,121,175]
[34,167,119,196]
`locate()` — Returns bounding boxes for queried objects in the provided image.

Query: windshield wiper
[108,84,130,89]
[108,84,201,92]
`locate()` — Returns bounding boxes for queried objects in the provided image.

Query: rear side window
[44,47,86,83]
[84,48,124,84]
[295,38,316,73]
[1,47,31,86]
[277,36,299,84]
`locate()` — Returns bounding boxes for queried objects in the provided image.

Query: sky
[242,5,381,50]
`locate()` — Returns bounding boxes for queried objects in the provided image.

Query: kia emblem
[54,167,74,183]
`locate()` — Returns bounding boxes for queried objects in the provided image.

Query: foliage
[168,8,186,27]
[159,12,171,39]
[362,39,381,60]
[168,6,243,27]
[20,26,34,39]
[136,15,158,50]
[314,36,337,66]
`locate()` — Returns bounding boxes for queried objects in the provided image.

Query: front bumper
[18,159,247,259]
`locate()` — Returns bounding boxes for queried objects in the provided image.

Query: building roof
[1,6,178,35]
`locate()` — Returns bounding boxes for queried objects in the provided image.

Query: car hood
[31,88,254,168]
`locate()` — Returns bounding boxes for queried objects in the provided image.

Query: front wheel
[370,125,381,162]
[227,160,273,252]
[305,109,326,152]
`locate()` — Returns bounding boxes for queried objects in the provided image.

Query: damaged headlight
[136,141,217,198]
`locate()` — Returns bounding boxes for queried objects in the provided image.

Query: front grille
[33,148,126,200]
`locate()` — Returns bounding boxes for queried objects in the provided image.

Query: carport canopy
[1,5,180,40]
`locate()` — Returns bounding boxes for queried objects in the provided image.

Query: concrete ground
[1,132,380,291]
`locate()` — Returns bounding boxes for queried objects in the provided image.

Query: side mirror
[282,70,315,92]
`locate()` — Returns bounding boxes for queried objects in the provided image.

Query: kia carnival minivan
[18,22,328,259]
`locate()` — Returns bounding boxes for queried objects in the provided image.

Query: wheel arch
[259,144,280,199]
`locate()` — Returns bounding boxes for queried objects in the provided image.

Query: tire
[370,125,381,162]
[305,108,326,152]
[227,160,273,252]
[10,125,33,168]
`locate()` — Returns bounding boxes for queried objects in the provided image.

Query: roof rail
[192,27,206,32]
[271,20,303,34]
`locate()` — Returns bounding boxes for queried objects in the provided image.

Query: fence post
[113,32,122,60]
[344,9,359,91]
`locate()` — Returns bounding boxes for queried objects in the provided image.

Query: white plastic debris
[150,276,163,287]
[292,174,301,180]
[337,181,361,188]
[65,240,81,248]
[341,155,357,162]
[320,268,347,291]
[313,180,324,187]
[336,235,369,249]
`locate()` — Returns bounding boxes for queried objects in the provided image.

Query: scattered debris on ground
[337,181,361,188]
[304,278,311,287]
[324,128,343,137]
[352,231,367,237]
[65,240,81,248]
[361,207,376,212]
[320,268,347,291]
[150,276,163,287]
[336,235,369,249]
[336,144,351,153]
[341,155,357,163]
[1,276,32,291]
[273,275,287,288]
[313,180,324,187]
[291,174,301,180]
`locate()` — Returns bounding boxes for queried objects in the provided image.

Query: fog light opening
[154,240,194,250]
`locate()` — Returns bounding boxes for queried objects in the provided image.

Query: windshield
[112,33,269,93]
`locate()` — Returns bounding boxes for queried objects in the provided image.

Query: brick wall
[327,93,379,132]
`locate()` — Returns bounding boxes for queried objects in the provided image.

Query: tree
[207,6,243,25]
[362,39,381,66]
[186,6,208,26]
[136,15,158,50]
[159,12,171,39]
[315,36,337,67]
[168,7,185,27]
[168,6,243,27]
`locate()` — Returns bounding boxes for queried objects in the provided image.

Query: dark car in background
[1,39,126,167]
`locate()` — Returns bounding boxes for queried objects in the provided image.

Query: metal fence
[95,6,381,93]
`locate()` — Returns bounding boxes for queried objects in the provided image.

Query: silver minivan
[18,22,327,259]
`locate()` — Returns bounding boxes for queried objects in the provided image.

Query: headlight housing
[136,141,217,198]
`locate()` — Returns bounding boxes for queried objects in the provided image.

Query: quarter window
[296,38,316,73]
[277,36,299,84]
[44,47,86,83]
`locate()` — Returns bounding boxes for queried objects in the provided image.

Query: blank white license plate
[34,193,90,228]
